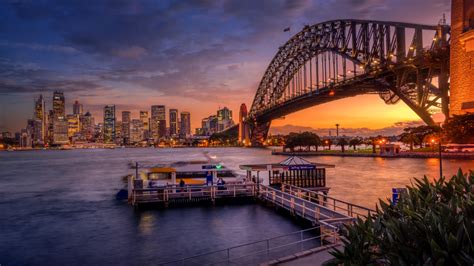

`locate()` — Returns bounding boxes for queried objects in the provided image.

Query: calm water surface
[0,148,472,265]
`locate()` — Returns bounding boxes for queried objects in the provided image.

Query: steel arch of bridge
[247,19,450,145]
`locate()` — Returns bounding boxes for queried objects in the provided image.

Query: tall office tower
[169,108,178,137]
[115,121,123,145]
[53,117,69,145]
[73,100,83,115]
[27,119,43,147]
[103,105,116,144]
[217,107,234,132]
[201,117,210,135]
[33,94,46,144]
[130,119,144,144]
[81,111,95,141]
[450,0,474,115]
[179,111,191,138]
[122,111,131,144]
[52,91,65,119]
[52,91,68,145]
[95,123,104,143]
[139,111,149,139]
[238,103,250,144]
[47,110,54,144]
[151,105,166,141]
[66,114,80,138]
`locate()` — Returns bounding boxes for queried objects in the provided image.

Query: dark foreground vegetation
[327,170,474,265]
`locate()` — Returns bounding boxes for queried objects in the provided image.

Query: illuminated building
[169,108,178,137]
[73,100,83,115]
[130,119,144,143]
[151,105,166,141]
[34,94,46,144]
[180,111,191,138]
[115,121,123,145]
[103,105,116,144]
[122,111,131,144]
[238,103,250,145]
[66,114,80,138]
[52,91,65,119]
[53,117,69,145]
[451,0,474,114]
[139,111,149,139]
[217,107,234,132]
[81,111,95,141]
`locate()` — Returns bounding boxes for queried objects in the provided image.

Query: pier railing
[131,183,257,205]
[281,184,375,219]
[159,225,339,265]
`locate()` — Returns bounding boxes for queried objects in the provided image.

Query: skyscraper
[115,121,123,145]
[103,105,116,144]
[151,105,166,141]
[81,111,95,141]
[169,109,178,137]
[139,111,149,139]
[180,111,191,138]
[217,107,234,132]
[130,119,144,143]
[34,94,46,144]
[52,91,65,119]
[52,91,68,145]
[73,100,83,115]
[122,111,131,144]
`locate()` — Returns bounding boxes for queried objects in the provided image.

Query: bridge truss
[247,19,450,145]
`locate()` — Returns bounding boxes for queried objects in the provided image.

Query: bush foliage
[330,170,474,265]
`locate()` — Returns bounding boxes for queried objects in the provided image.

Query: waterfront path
[272,150,474,159]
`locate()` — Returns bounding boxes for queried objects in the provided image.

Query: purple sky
[0,0,451,134]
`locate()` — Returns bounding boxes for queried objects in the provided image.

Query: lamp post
[431,113,446,179]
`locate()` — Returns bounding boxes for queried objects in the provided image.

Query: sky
[0,0,451,135]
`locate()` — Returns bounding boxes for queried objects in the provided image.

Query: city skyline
[0,0,451,134]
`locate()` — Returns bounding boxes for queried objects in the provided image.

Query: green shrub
[330,169,474,265]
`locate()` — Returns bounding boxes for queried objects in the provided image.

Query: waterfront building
[53,117,69,145]
[34,94,46,144]
[169,108,178,137]
[139,111,149,139]
[451,0,474,115]
[19,128,32,148]
[130,119,144,143]
[73,100,83,115]
[151,105,166,141]
[122,111,131,144]
[81,111,95,141]
[180,111,191,138]
[66,114,81,138]
[115,121,123,145]
[95,123,104,142]
[26,119,43,147]
[47,110,54,144]
[52,91,65,119]
[217,107,234,132]
[103,105,116,144]
[238,103,250,145]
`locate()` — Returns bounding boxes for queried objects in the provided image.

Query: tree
[444,113,474,144]
[365,137,377,153]
[284,132,321,152]
[349,137,362,150]
[336,138,348,152]
[328,170,474,265]
[399,131,418,151]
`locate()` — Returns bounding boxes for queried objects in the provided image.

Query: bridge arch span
[247,19,450,145]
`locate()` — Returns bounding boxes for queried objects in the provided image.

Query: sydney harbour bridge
[237,19,451,146]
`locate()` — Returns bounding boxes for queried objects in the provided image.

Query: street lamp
[431,113,446,179]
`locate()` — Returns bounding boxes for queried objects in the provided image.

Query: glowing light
[329,90,335,96]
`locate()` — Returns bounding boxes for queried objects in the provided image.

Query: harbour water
[0,148,472,265]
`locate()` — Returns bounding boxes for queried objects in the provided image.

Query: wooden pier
[131,183,257,206]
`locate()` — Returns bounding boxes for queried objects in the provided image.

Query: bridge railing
[281,184,375,219]
[159,225,339,265]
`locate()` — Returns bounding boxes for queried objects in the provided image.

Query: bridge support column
[250,121,271,146]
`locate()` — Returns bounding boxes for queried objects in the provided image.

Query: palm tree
[399,132,417,151]
[337,138,348,153]
[349,138,363,150]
